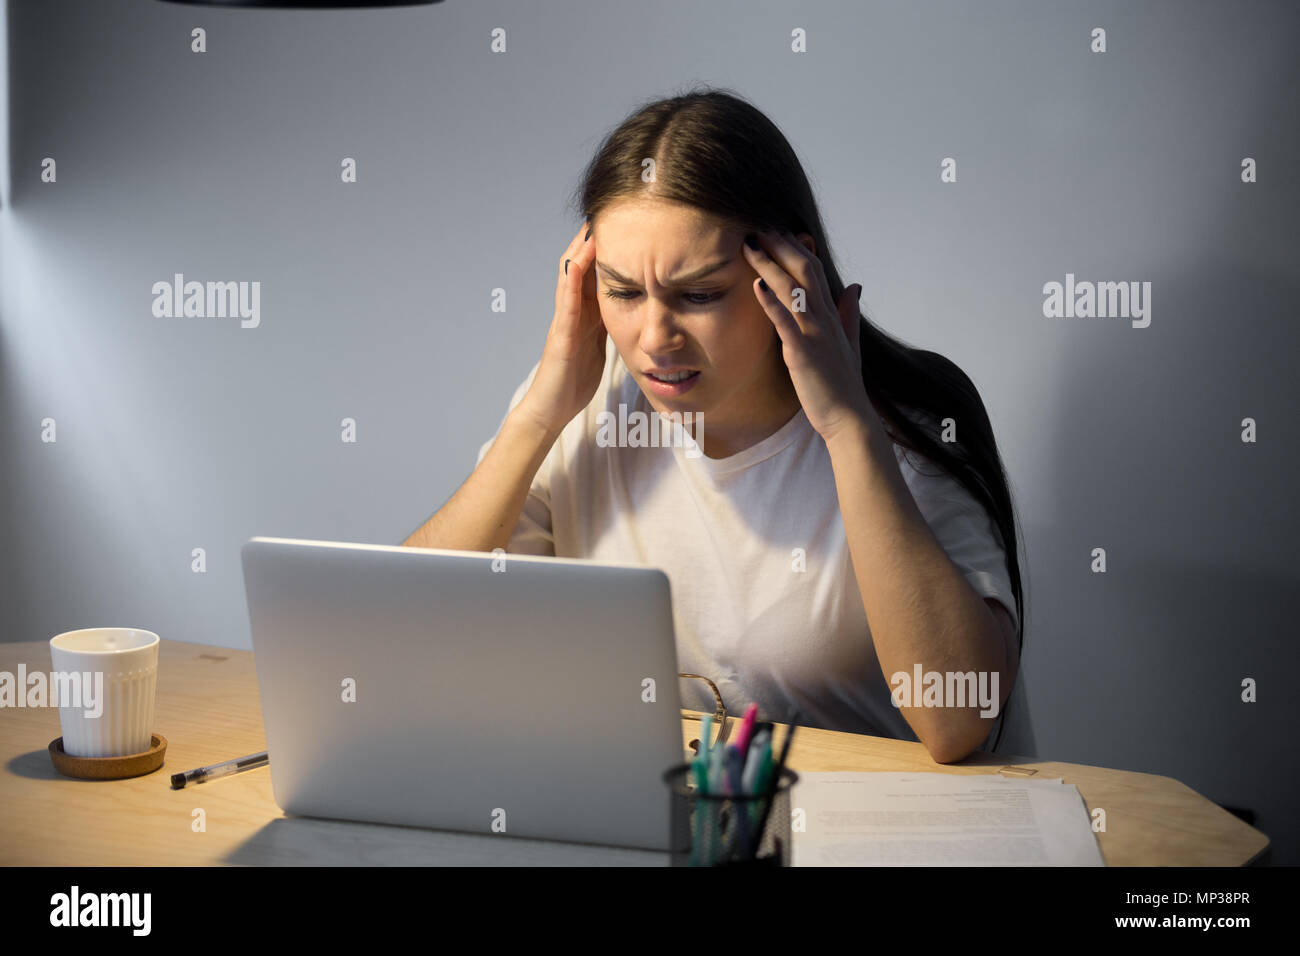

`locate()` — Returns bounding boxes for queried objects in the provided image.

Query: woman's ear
[794,232,817,257]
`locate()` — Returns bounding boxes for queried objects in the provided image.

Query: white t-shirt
[476,339,1019,745]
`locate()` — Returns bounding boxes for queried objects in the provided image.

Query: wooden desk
[0,640,1268,865]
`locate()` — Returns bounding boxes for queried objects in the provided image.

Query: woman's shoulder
[881,401,948,477]
[882,404,1006,554]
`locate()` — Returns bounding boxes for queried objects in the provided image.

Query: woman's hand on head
[742,228,876,446]
[518,222,607,436]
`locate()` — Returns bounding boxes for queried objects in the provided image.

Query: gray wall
[3,0,1297,863]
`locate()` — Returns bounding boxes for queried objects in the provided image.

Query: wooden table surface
[0,639,1269,866]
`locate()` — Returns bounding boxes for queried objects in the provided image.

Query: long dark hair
[570,86,1027,751]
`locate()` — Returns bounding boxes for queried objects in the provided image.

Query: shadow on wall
[0,318,30,640]
[1035,250,1300,863]
[994,671,1036,759]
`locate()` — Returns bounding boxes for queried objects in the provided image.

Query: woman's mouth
[643,367,701,396]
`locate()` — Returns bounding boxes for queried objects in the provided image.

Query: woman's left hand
[743,228,880,446]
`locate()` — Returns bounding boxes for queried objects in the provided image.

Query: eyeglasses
[679,673,730,755]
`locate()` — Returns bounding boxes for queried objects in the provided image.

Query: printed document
[790,772,1105,866]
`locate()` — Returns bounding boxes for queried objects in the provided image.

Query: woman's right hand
[517,222,608,435]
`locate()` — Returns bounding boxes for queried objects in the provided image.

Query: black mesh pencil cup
[662,763,799,867]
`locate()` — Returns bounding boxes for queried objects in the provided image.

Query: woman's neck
[691,366,803,460]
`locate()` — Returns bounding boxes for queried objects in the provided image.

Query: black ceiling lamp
[157,1,441,8]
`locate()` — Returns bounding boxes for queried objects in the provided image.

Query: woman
[405,87,1025,763]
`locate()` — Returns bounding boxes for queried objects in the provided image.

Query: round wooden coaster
[48,734,168,780]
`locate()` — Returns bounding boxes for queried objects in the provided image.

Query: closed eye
[603,289,726,305]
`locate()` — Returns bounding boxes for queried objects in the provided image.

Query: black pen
[171,751,269,789]
[749,715,797,860]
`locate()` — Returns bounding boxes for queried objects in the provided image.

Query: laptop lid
[240,537,685,851]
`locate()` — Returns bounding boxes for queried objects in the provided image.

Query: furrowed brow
[596,257,734,286]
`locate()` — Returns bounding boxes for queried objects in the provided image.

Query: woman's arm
[406,221,605,554]
[739,227,1016,763]
[826,416,1017,763]
[402,404,560,554]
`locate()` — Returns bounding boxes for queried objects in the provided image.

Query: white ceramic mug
[48,627,159,758]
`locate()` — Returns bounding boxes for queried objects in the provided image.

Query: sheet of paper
[789,772,1105,866]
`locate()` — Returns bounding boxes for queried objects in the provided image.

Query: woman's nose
[637,302,684,354]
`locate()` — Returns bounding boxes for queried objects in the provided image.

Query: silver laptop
[240,536,685,851]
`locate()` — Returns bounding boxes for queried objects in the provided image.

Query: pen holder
[662,763,799,867]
